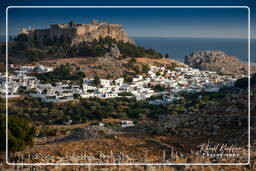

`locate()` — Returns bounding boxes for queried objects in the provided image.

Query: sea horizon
[1,35,255,65]
[132,36,256,65]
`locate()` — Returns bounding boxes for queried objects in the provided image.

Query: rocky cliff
[20,19,135,46]
[184,50,255,76]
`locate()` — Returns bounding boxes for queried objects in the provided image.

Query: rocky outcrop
[184,50,255,76]
[104,43,122,58]
[58,126,117,142]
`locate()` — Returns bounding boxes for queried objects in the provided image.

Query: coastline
[132,37,256,65]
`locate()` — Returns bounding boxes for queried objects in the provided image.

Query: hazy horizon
[1,35,256,42]
[1,36,254,64]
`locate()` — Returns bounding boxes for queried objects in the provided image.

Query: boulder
[104,43,121,58]
[59,126,117,142]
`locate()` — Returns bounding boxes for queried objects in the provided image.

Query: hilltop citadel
[20,19,135,46]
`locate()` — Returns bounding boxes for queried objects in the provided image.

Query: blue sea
[1,36,255,65]
[133,37,256,65]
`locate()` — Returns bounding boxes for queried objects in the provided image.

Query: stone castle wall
[20,20,135,46]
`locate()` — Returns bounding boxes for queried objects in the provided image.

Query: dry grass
[19,57,185,79]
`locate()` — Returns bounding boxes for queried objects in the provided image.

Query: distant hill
[185,50,256,77]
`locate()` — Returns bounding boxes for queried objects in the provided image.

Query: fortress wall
[20,28,30,34]
[19,21,135,46]
[109,24,122,27]
[51,24,68,29]
[87,25,98,32]
[76,25,97,35]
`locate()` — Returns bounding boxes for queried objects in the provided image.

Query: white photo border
[5,6,251,166]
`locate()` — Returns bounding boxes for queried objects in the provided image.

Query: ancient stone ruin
[20,19,135,46]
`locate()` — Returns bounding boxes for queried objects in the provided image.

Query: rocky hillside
[5,86,253,165]
[57,126,117,142]
[10,27,163,63]
[184,50,256,76]
[34,57,185,79]
[134,84,255,147]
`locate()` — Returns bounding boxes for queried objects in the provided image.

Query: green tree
[234,73,256,89]
[156,71,161,77]
[73,93,81,99]
[152,84,165,92]
[0,115,5,151]
[15,33,29,42]
[142,65,150,74]
[32,34,39,48]
[25,49,44,62]
[93,74,101,87]
[69,20,74,27]
[118,92,133,96]
[73,71,86,80]
[58,35,66,46]
[251,73,256,85]
[124,75,133,84]
[234,77,248,89]
[165,53,169,58]
[43,35,53,46]
[133,65,141,74]
[0,115,36,152]
[130,57,137,63]
[70,45,78,56]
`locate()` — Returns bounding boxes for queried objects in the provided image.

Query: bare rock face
[184,50,253,76]
[104,43,122,58]
[58,126,117,142]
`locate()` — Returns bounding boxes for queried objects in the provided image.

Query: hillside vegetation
[8,36,163,63]
[4,90,227,126]
[0,115,36,152]
[34,57,184,79]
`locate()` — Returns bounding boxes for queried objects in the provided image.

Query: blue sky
[6,7,249,39]
[0,0,255,39]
